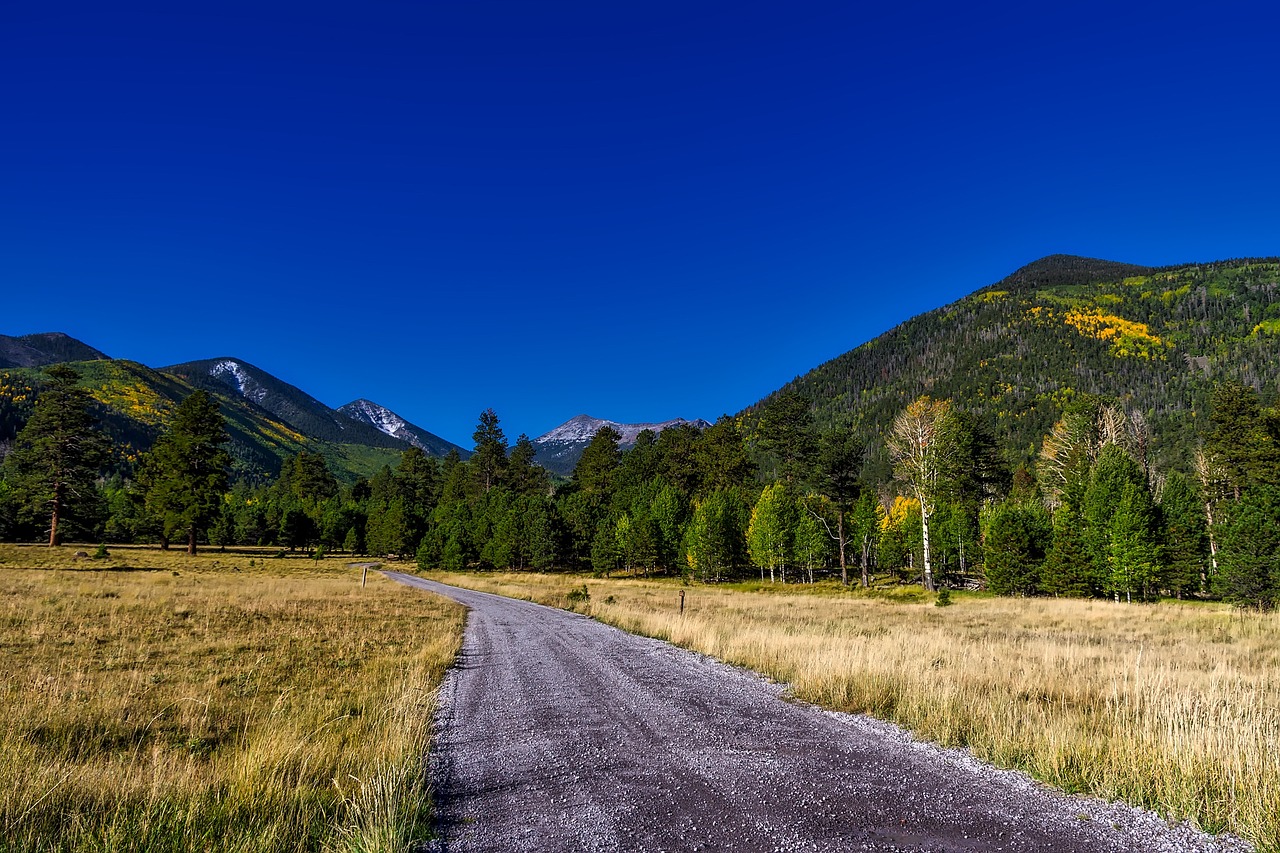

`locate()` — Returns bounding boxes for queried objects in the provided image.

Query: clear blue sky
[4,1,1277,447]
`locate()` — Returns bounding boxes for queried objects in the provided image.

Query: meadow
[0,545,464,853]
[426,570,1280,851]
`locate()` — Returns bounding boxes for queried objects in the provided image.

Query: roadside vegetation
[0,544,463,853]
[427,569,1280,851]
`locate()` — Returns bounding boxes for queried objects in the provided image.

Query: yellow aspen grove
[887,396,956,592]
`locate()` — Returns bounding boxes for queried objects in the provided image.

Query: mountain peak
[0,332,110,368]
[994,255,1153,293]
[337,399,467,458]
[533,414,710,475]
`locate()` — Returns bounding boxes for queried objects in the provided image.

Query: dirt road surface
[385,572,1249,853]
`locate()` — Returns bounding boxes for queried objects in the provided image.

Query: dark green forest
[3,363,1279,609]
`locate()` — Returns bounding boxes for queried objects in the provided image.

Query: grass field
[0,545,464,853]
[426,570,1280,851]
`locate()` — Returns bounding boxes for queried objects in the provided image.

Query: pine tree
[1106,482,1160,603]
[756,390,817,484]
[471,408,508,492]
[982,498,1051,596]
[4,365,110,545]
[1216,485,1280,610]
[138,390,230,555]
[1043,505,1094,597]
[1160,471,1208,598]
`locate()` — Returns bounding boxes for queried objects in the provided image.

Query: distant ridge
[532,414,711,475]
[164,357,408,451]
[0,332,108,369]
[338,399,468,459]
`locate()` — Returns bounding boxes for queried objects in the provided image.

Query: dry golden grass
[427,570,1280,851]
[0,545,464,853]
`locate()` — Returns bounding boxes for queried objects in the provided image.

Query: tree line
[1,365,1277,609]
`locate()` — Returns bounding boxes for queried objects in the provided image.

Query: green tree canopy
[4,365,110,545]
[139,390,230,555]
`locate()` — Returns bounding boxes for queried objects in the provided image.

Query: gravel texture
[385,573,1252,853]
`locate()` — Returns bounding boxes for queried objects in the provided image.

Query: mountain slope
[2,357,402,482]
[0,333,109,368]
[338,399,468,458]
[164,358,408,451]
[753,255,1280,471]
[533,415,712,475]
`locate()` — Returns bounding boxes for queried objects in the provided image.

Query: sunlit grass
[0,544,463,853]
[428,570,1279,851]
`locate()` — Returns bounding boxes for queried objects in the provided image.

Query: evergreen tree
[4,365,110,545]
[471,408,508,492]
[573,426,622,502]
[507,434,551,497]
[1159,471,1208,598]
[1216,485,1280,610]
[1079,444,1148,593]
[139,390,230,555]
[814,427,865,585]
[1043,504,1094,597]
[756,390,817,484]
[982,498,1051,596]
[1205,381,1280,500]
[695,416,754,496]
[1106,481,1160,602]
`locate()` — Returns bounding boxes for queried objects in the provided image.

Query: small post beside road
[679,589,685,615]
[362,564,368,588]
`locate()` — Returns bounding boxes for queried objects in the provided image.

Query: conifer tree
[5,365,110,545]
[471,408,508,492]
[982,498,1051,596]
[1216,484,1280,610]
[1160,471,1208,598]
[1043,505,1094,597]
[1106,481,1160,603]
[139,390,230,555]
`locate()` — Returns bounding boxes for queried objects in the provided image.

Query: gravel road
[385,572,1250,853]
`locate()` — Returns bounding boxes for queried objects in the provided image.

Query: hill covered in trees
[0,356,406,483]
[752,255,1280,472]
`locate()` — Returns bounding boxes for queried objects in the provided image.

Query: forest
[2,361,1278,610]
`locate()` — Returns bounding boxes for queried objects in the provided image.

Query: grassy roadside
[0,545,464,853]
[425,570,1280,851]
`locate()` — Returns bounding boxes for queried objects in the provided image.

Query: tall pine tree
[140,390,230,555]
[4,365,110,545]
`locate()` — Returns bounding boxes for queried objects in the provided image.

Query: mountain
[0,357,405,482]
[338,399,468,458]
[533,414,712,475]
[0,333,109,369]
[751,255,1280,472]
[164,358,408,451]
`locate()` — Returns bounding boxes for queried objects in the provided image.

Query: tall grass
[429,571,1280,851]
[0,545,464,852]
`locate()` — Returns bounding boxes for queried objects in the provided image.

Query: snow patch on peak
[340,399,422,446]
[209,360,268,404]
[535,415,708,447]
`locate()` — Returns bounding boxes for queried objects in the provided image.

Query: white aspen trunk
[919,492,934,592]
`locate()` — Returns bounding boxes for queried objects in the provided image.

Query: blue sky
[3,1,1278,447]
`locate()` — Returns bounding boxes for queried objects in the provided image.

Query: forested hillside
[755,255,1280,471]
[0,360,402,482]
